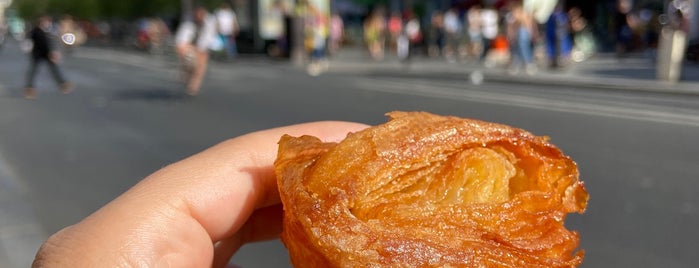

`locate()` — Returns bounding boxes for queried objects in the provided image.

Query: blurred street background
[1,0,699,267]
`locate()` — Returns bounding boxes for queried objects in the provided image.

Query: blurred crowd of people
[357,2,595,74]
[353,0,696,74]
[3,0,695,92]
[5,0,694,65]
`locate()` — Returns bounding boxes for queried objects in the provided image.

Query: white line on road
[361,78,699,127]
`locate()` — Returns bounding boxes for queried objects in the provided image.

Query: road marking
[360,78,699,127]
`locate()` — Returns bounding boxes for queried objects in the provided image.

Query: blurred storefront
[233,0,331,55]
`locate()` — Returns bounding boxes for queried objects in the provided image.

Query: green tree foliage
[14,0,48,20]
[12,0,223,20]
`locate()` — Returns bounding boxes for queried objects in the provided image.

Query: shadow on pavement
[113,88,192,102]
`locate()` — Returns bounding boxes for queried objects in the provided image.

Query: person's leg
[24,57,40,98]
[176,44,196,84]
[46,58,72,93]
[25,57,40,88]
[187,51,209,96]
[481,38,492,61]
[519,28,533,64]
[227,35,237,58]
[176,44,196,65]
[519,28,536,74]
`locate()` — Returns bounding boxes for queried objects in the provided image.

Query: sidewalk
[324,47,699,95]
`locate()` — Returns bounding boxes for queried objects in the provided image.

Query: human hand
[32,121,368,267]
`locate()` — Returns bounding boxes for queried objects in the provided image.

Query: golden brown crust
[275,111,588,267]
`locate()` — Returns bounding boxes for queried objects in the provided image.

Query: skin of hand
[32,121,368,267]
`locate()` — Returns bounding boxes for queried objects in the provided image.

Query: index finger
[122,121,369,240]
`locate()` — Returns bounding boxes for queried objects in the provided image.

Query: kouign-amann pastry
[274,111,588,267]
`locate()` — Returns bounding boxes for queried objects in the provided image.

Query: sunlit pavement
[0,154,47,268]
[1,40,699,267]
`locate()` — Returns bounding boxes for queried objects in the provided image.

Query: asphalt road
[1,40,699,267]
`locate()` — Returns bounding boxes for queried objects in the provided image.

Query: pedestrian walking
[466,5,483,59]
[427,10,444,58]
[480,6,499,62]
[399,12,421,62]
[387,11,403,54]
[57,15,85,55]
[614,0,633,58]
[214,2,239,60]
[305,3,328,76]
[146,17,170,55]
[545,4,572,68]
[364,9,386,61]
[328,12,344,56]
[568,7,596,62]
[24,15,73,99]
[507,3,537,75]
[443,8,461,62]
[175,6,217,96]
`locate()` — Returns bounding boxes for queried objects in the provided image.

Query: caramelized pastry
[274,111,588,267]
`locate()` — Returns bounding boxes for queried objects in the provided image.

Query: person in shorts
[175,6,217,96]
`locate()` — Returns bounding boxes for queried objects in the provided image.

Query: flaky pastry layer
[274,111,588,267]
